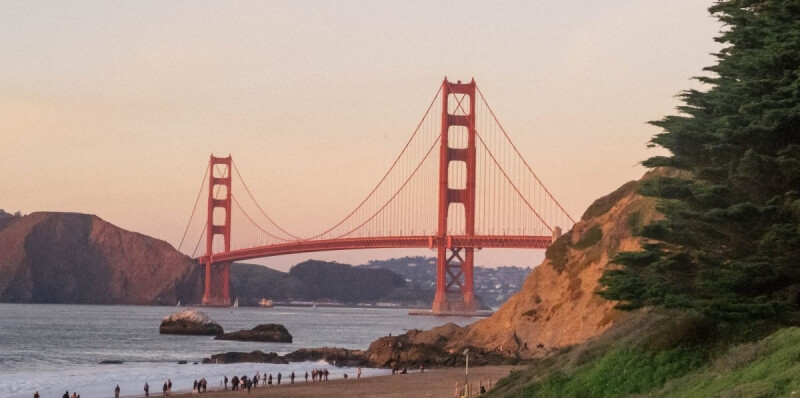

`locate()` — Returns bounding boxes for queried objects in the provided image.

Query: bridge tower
[433,78,477,314]
[202,154,232,306]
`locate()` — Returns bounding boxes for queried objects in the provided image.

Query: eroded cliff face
[369,174,662,365]
[464,178,659,353]
[0,212,203,304]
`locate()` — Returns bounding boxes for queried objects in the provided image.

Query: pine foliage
[600,0,800,322]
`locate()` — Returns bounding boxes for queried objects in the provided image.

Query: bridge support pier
[433,246,476,314]
[202,261,231,307]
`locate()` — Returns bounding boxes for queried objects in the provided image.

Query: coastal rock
[202,350,287,364]
[366,325,511,369]
[159,309,223,336]
[215,324,292,343]
[284,347,368,367]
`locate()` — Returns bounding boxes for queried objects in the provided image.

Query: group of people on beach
[191,379,208,394]
[222,367,335,392]
[34,366,371,397]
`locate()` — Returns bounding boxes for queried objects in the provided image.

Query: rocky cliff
[0,212,203,304]
[370,173,661,365]
[463,176,659,354]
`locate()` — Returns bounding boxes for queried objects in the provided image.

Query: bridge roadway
[196,235,552,264]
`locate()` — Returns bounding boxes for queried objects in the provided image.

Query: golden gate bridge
[178,78,575,315]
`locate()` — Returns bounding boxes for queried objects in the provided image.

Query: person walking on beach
[324,368,329,381]
[305,371,309,382]
[277,372,282,385]
[162,382,167,396]
[114,384,120,398]
[268,374,272,387]
[167,379,172,395]
[290,371,295,384]
[144,382,150,397]
[62,391,69,398]
[33,391,39,398]
[357,367,362,378]
[223,376,228,390]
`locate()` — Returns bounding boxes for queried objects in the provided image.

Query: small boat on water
[232,298,239,308]
[258,298,273,308]
[176,300,181,307]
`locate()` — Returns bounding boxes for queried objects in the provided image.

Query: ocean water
[0,303,476,398]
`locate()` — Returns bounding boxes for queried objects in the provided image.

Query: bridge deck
[196,235,551,264]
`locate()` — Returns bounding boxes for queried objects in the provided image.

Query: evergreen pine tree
[600,0,800,322]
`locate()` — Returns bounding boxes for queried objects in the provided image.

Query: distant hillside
[0,211,203,304]
[362,256,532,307]
[230,260,408,306]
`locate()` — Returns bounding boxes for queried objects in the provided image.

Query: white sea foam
[3,361,389,398]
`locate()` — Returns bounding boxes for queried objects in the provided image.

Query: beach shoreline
[162,365,516,398]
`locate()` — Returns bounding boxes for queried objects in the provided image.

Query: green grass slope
[649,327,800,398]
[488,311,800,398]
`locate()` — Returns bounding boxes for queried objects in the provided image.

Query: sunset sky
[1,1,722,270]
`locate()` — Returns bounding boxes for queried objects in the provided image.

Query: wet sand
[169,365,516,398]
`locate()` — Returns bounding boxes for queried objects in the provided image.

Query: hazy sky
[1,1,722,271]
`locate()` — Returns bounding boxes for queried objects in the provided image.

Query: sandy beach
[168,366,516,398]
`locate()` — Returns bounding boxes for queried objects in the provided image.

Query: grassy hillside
[649,328,800,397]
[488,311,800,397]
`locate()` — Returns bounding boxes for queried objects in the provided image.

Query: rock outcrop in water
[215,324,292,343]
[0,212,204,304]
[202,350,288,364]
[160,309,223,336]
[201,347,369,367]
[283,347,368,367]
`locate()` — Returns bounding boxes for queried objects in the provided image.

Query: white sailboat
[176,300,181,307]
[232,298,239,308]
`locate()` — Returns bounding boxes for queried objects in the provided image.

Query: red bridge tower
[433,78,477,314]
[202,155,232,306]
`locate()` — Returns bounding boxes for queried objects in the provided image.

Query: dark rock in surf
[202,350,288,364]
[284,347,369,367]
[214,323,292,343]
